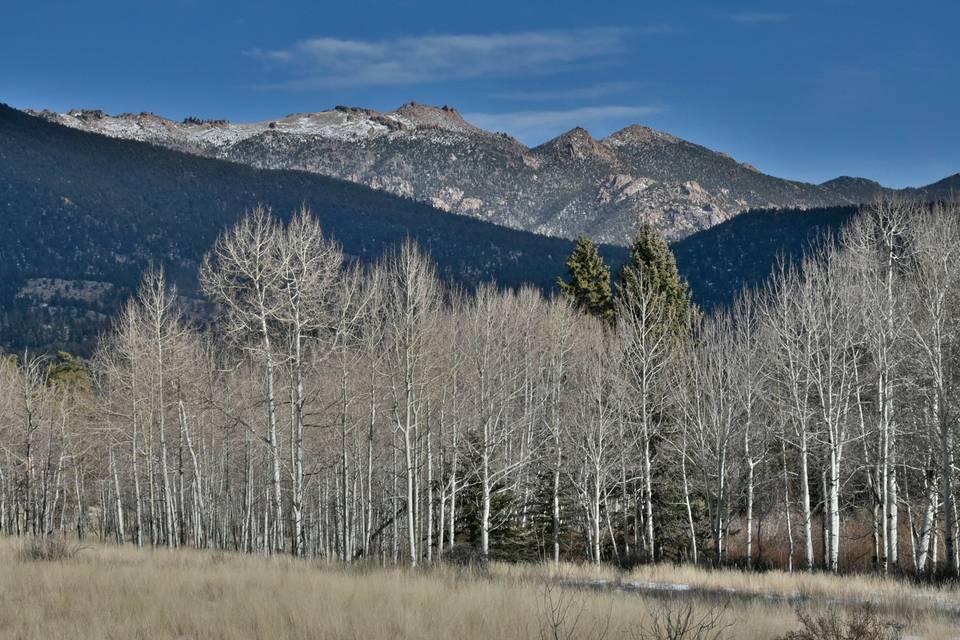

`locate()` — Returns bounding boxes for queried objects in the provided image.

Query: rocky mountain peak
[182,116,230,126]
[28,100,941,247]
[388,101,479,134]
[605,123,679,146]
[536,127,616,162]
[116,111,177,126]
[65,108,109,121]
[333,105,381,117]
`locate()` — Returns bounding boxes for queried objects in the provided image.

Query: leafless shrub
[778,604,903,640]
[19,536,80,562]
[633,599,731,640]
[538,581,610,640]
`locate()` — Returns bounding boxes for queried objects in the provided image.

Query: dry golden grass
[494,561,960,616]
[0,539,957,639]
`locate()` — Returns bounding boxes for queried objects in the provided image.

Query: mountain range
[5,102,956,355]
[0,104,625,354]
[31,102,959,244]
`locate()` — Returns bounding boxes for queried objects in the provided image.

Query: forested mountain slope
[34,103,934,245]
[0,104,921,353]
[672,205,859,309]
[0,105,627,354]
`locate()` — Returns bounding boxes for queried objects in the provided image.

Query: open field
[501,562,960,617]
[2,539,959,640]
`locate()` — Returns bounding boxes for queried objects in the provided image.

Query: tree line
[0,199,958,577]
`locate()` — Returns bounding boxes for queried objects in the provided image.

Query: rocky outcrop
[30,102,918,245]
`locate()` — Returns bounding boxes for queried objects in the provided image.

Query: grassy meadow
[1,538,958,639]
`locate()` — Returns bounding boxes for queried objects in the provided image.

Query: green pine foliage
[455,479,538,562]
[526,464,586,561]
[557,235,615,323]
[46,351,91,392]
[558,226,696,330]
[649,446,710,563]
[618,222,694,330]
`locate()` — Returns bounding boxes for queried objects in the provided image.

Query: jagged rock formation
[30,102,957,244]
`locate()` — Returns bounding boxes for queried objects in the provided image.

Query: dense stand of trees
[1,199,959,577]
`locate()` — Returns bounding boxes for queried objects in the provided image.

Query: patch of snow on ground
[274,114,390,141]
[50,109,398,150]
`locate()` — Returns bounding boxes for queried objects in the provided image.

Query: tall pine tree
[558,235,614,323]
[618,223,693,331]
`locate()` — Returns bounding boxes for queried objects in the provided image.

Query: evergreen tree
[558,235,614,323]
[47,351,91,392]
[618,223,694,330]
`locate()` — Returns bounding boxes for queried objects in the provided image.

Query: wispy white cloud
[249,28,657,88]
[493,81,643,102]
[464,105,665,144]
[729,11,790,24]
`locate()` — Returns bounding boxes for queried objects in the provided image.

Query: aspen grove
[2,199,960,577]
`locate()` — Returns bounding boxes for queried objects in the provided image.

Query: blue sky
[2,0,957,188]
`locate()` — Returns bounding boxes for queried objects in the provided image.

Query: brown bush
[537,580,611,640]
[633,599,731,640]
[778,604,903,640]
[18,536,79,562]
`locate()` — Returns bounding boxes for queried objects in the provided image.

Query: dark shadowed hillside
[1,104,916,353]
[0,105,627,354]
[673,205,859,309]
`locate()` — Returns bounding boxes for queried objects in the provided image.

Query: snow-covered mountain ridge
[31,102,950,244]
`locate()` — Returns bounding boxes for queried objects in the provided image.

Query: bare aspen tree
[274,207,344,556]
[731,292,768,570]
[356,266,389,558]
[803,249,860,573]
[4,354,50,537]
[328,265,372,563]
[462,285,528,558]
[136,268,186,548]
[382,239,440,567]
[105,303,147,547]
[846,199,911,573]
[541,297,580,564]
[173,339,215,548]
[616,273,674,562]
[438,290,467,557]
[904,202,960,576]
[566,322,618,565]
[678,310,741,564]
[764,265,817,571]
[201,206,286,552]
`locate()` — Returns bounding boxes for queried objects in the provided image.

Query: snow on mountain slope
[29,102,924,244]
